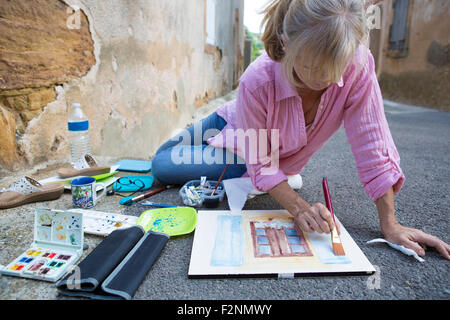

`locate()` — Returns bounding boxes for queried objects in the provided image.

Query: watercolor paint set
[0,209,83,282]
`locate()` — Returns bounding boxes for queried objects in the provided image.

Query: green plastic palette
[91,170,118,181]
[136,207,198,236]
[62,170,118,188]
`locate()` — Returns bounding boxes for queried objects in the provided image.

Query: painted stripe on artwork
[210,215,244,267]
[308,233,351,264]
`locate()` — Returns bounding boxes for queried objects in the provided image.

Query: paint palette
[136,207,198,236]
[68,208,139,237]
[0,209,83,282]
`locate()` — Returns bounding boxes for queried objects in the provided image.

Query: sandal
[57,154,110,179]
[0,176,64,210]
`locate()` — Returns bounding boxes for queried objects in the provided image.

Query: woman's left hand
[382,223,450,260]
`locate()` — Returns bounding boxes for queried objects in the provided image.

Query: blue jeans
[152,112,247,185]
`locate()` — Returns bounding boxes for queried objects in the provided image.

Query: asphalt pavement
[0,101,448,300]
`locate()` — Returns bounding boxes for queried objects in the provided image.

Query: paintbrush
[138,201,177,208]
[322,177,345,256]
[123,185,173,206]
[210,164,229,196]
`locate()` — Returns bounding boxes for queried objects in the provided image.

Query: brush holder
[179,180,225,208]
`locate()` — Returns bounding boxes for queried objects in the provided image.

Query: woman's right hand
[294,203,341,235]
[268,181,341,235]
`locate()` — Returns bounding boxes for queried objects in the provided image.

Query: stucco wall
[373,0,450,110]
[0,0,244,172]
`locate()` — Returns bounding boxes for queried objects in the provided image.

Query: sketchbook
[112,159,152,173]
[38,165,120,190]
[188,210,375,278]
[56,226,168,300]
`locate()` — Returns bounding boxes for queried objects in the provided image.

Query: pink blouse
[207,46,405,202]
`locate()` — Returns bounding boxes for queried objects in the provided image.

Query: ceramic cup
[71,176,106,209]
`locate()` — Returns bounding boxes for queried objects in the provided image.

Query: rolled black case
[56,226,169,300]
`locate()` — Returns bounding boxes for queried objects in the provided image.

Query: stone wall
[372,0,450,111]
[0,0,244,172]
[0,0,95,170]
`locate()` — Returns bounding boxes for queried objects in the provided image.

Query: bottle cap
[72,103,81,108]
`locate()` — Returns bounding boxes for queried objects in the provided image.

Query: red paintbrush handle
[322,177,336,224]
[210,164,229,196]
[133,186,168,202]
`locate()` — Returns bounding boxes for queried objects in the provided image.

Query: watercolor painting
[249,220,313,258]
[189,210,375,277]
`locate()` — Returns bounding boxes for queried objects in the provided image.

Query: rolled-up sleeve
[344,52,405,202]
[235,83,287,192]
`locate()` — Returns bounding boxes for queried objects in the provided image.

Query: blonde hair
[261,0,369,87]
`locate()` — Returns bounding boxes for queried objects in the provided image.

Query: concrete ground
[0,101,448,300]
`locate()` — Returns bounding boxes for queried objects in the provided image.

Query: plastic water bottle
[68,102,91,165]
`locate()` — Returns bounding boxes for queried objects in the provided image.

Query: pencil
[123,185,172,206]
[322,177,345,256]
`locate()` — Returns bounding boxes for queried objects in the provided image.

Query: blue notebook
[113,160,152,173]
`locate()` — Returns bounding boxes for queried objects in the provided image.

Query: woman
[153,0,449,259]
